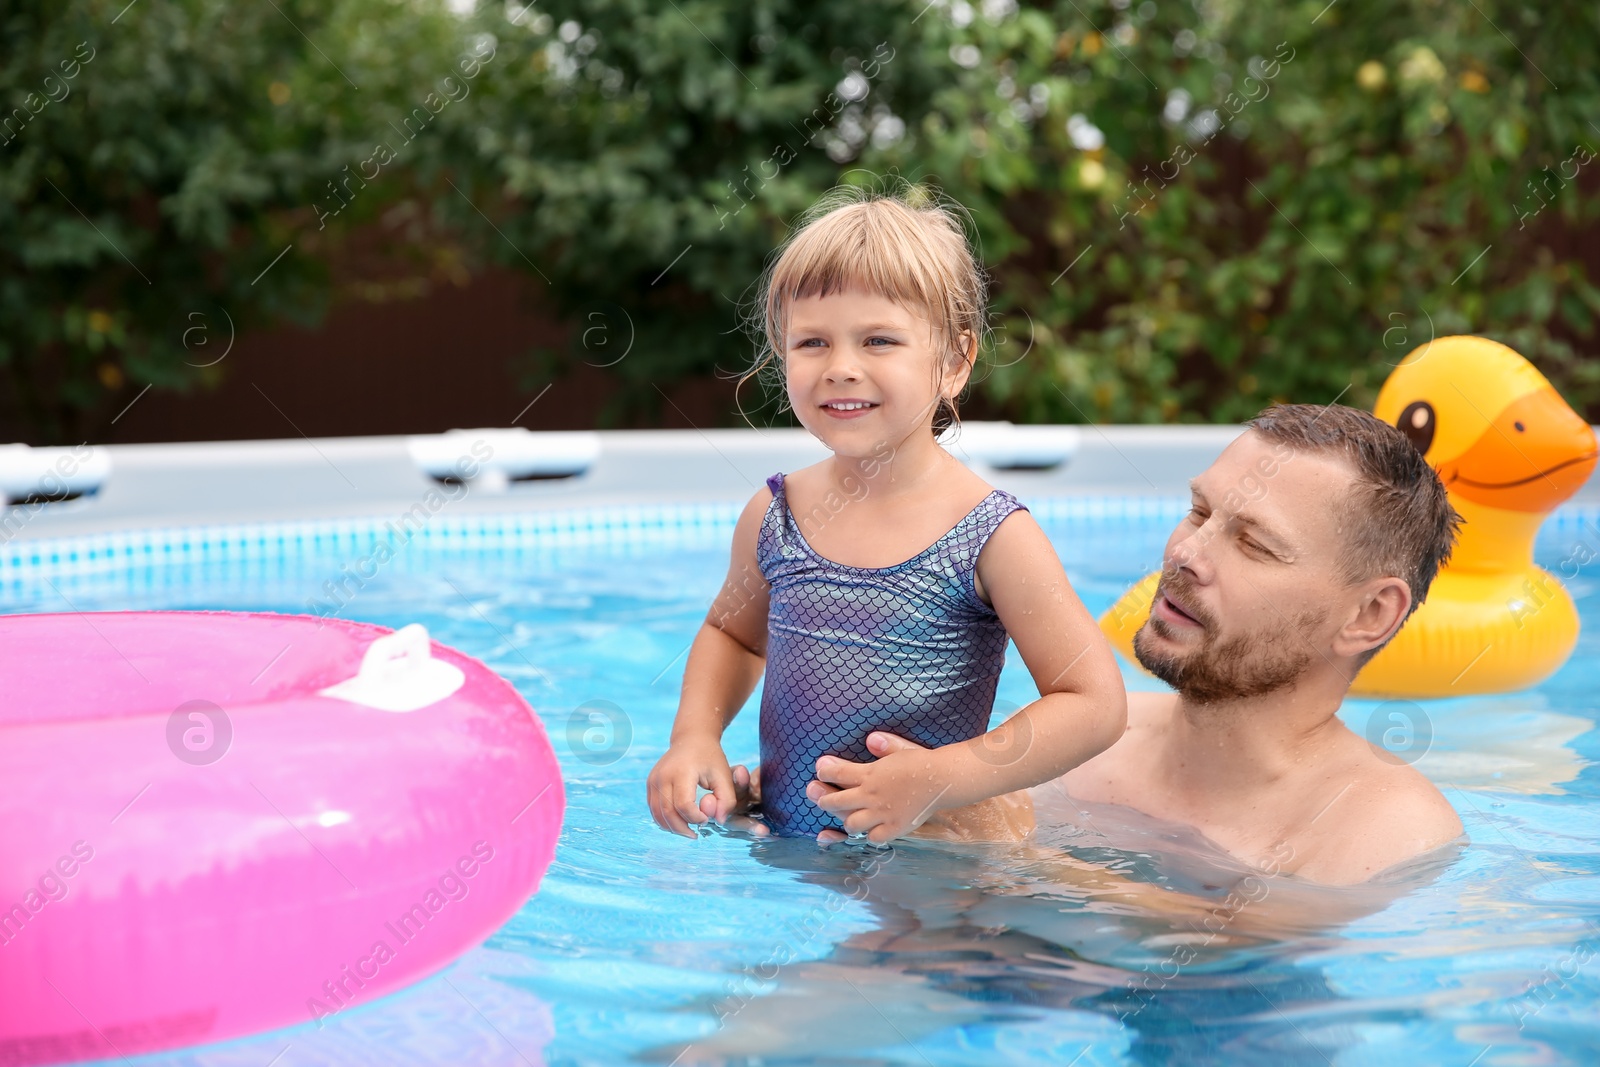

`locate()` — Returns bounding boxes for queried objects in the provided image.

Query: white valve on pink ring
[318,623,466,712]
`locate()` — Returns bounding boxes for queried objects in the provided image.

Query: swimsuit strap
[939,488,1027,586]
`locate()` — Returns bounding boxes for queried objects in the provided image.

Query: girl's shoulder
[935,455,1023,521]
[767,459,833,498]
[933,448,1032,519]
[741,480,777,512]
[732,480,779,542]
[780,452,1021,533]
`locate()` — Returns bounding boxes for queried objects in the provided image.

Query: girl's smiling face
[783,288,972,458]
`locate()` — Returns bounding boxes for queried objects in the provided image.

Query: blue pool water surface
[9,499,1600,1066]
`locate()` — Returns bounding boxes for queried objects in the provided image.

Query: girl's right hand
[647,737,737,838]
[698,763,771,839]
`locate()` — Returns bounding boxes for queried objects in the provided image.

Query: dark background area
[5,0,1597,445]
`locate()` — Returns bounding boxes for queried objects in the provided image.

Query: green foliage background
[3,0,1597,442]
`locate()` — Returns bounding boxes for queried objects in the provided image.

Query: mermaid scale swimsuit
[756,472,1027,837]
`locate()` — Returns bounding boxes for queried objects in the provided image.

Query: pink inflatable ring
[0,611,564,1066]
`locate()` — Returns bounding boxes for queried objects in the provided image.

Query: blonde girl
[646,184,1126,843]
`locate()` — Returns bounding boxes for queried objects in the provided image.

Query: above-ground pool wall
[4,424,1598,544]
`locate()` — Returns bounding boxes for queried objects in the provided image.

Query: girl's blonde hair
[742,181,990,436]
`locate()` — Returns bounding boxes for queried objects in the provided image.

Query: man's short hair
[1247,403,1461,663]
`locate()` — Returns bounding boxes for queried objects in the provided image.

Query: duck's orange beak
[1440,387,1598,512]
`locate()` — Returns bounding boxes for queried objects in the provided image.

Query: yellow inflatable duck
[1101,336,1598,698]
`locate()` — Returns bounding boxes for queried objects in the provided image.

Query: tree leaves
[4,0,1596,440]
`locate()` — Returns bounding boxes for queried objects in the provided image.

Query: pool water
[13,500,1600,1066]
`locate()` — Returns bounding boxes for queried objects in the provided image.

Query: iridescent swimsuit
[756,472,1027,837]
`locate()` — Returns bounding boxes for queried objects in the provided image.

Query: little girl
[646,185,1126,842]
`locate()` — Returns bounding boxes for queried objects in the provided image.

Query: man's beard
[1132,572,1324,704]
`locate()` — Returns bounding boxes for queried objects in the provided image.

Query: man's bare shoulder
[1059,689,1175,799]
[1125,689,1178,729]
[1291,744,1464,885]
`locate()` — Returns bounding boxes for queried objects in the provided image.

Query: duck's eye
[1514,420,1526,432]
[1397,401,1436,455]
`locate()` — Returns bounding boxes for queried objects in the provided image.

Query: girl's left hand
[807,732,951,844]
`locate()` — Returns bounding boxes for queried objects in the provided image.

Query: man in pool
[708,403,1467,885]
